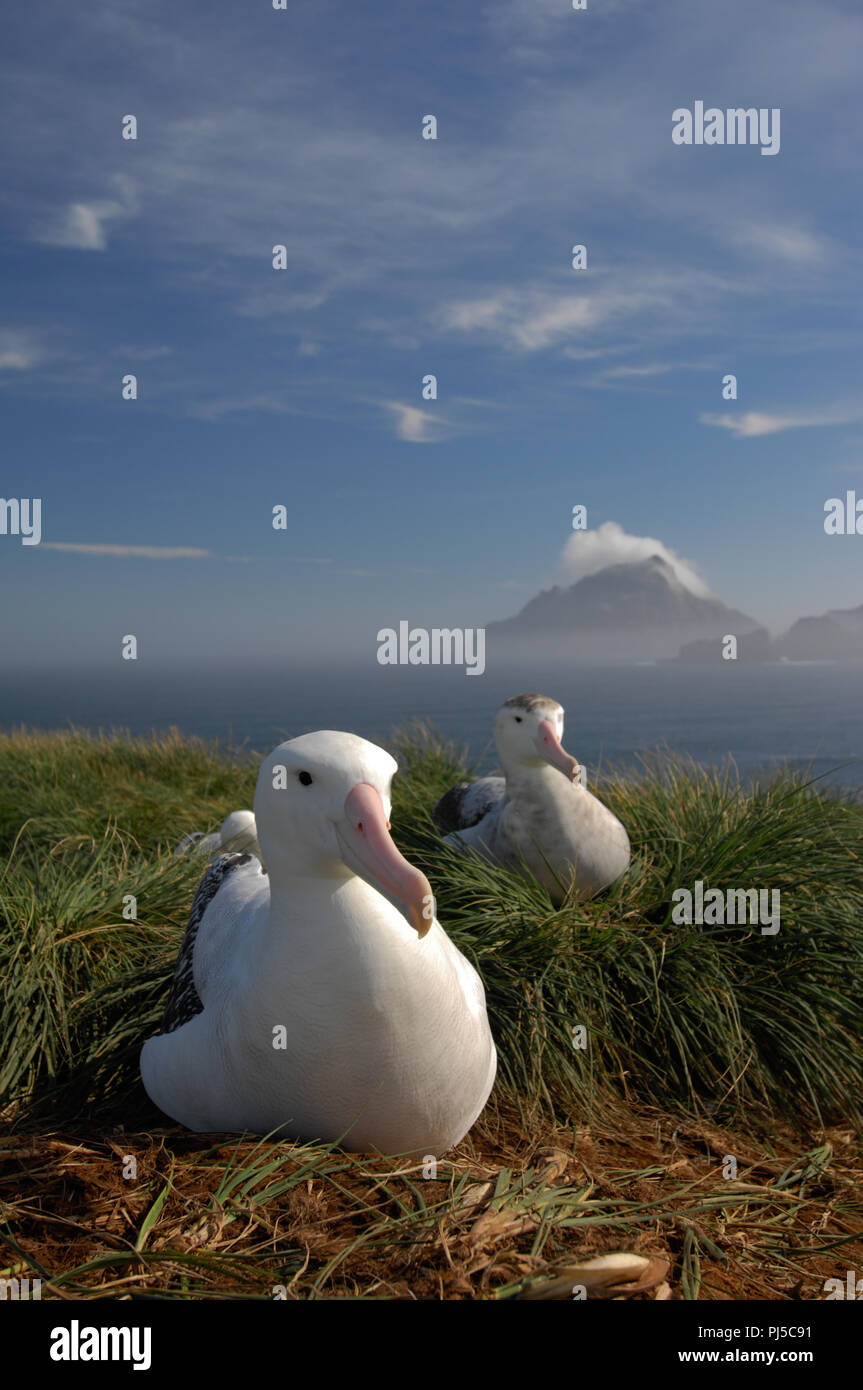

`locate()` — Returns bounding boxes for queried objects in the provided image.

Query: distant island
[486,554,863,664]
[670,603,863,664]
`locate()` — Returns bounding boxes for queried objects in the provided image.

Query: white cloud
[731,223,825,264]
[701,405,861,438]
[44,200,120,250]
[0,329,43,371]
[384,402,456,444]
[486,0,639,45]
[438,288,626,352]
[41,543,211,558]
[560,521,711,598]
[40,176,136,251]
[112,344,173,361]
[2,0,860,440]
[586,359,715,389]
[436,274,728,355]
[602,362,677,379]
[188,392,305,422]
[560,347,624,362]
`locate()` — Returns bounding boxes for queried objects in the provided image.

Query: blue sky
[2,0,862,669]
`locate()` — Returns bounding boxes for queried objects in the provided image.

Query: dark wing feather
[174,831,205,855]
[161,852,252,1034]
[432,783,470,834]
[433,778,506,834]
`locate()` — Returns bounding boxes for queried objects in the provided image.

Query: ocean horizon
[2,658,861,792]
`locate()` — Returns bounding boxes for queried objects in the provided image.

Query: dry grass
[2,1101,860,1301]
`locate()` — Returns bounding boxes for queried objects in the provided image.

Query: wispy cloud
[602,362,678,379]
[438,288,612,352]
[436,272,737,356]
[112,344,173,361]
[582,357,716,391]
[601,360,713,381]
[560,520,712,598]
[41,543,212,559]
[2,0,858,443]
[700,405,863,438]
[188,392,304,423]
[384,402,457,444]
[38,177,137,251]
[485,0,641,53]
[0,329,44,371]
[730,222,826,265]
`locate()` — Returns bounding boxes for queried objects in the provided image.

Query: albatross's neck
[261,842,354,898]
[502,760,570,799]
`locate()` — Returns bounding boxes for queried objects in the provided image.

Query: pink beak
[337,783,434,938]
[535,718,579,781]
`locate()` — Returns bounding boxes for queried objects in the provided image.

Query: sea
[1,659,861,794]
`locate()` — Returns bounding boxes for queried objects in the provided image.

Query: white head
[493,694,579,781]
[219,809,258,853]
[254,730,433,937]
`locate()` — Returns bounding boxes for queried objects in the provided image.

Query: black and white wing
[160,852,253,1034]
[174,831,206,856]
[432,777,507,835]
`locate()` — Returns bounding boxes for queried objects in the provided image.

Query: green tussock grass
[391,723,863,1129]
[0,725,257,855]
[0,722,861,1134]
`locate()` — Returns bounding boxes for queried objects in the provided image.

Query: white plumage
[142,731,497,1156]
[433,693,630,905]
[174,809,260,861]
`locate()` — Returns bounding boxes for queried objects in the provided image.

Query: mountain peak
[487,556,759,661]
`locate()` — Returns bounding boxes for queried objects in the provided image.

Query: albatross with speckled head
[141,730,497,1157]
[433,693,630,904]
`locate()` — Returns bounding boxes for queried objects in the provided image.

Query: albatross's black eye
[298,771,313,786]
[514,716,523,723]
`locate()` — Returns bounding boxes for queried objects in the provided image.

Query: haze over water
[2,660,861,793]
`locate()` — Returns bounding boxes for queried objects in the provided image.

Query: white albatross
[433,693,630,905]
[141,731,497,1156]
[174,809,260,861]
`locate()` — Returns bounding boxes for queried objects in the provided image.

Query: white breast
[447,772,629,905]
[140,870,496,1156]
